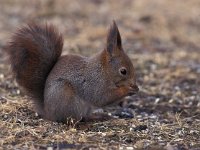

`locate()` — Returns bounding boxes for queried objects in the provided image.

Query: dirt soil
[0,0,200,149]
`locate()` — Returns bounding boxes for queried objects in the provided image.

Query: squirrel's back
[6,23,63,110]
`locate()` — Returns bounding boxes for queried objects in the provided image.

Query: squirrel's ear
[106,21,122,55]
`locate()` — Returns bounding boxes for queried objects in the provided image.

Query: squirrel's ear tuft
[106,20,122,55]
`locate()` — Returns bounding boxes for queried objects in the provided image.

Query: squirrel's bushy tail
[6,23,63,110]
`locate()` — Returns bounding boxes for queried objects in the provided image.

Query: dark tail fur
[6,23,63,112]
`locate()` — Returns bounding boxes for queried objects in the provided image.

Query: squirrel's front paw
[127,84,139,96]
[117,85,139,97]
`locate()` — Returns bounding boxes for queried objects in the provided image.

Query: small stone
[134,125,148,131]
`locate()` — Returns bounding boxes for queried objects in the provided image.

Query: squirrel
[6,21,139,123]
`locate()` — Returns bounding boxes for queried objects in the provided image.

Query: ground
[0,0,200,149]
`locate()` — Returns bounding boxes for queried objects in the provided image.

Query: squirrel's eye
[119,67,127,76]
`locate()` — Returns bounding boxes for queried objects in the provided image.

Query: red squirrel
[6,21,139,123]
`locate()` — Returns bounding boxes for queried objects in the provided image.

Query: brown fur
[6,21,138,123]
[6,23,63,114]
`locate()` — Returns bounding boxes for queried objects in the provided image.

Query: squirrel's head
[103,21,139,95]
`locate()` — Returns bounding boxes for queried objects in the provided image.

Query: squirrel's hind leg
[43,80,92,123]
[43,80,114,123]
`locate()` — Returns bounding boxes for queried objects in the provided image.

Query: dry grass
[0,0,200,149]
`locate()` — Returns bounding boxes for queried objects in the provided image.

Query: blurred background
[0,0,200,54]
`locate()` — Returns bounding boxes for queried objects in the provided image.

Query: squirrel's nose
[130,83,139,92]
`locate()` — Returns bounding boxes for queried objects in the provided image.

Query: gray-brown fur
[6,21,138,123]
